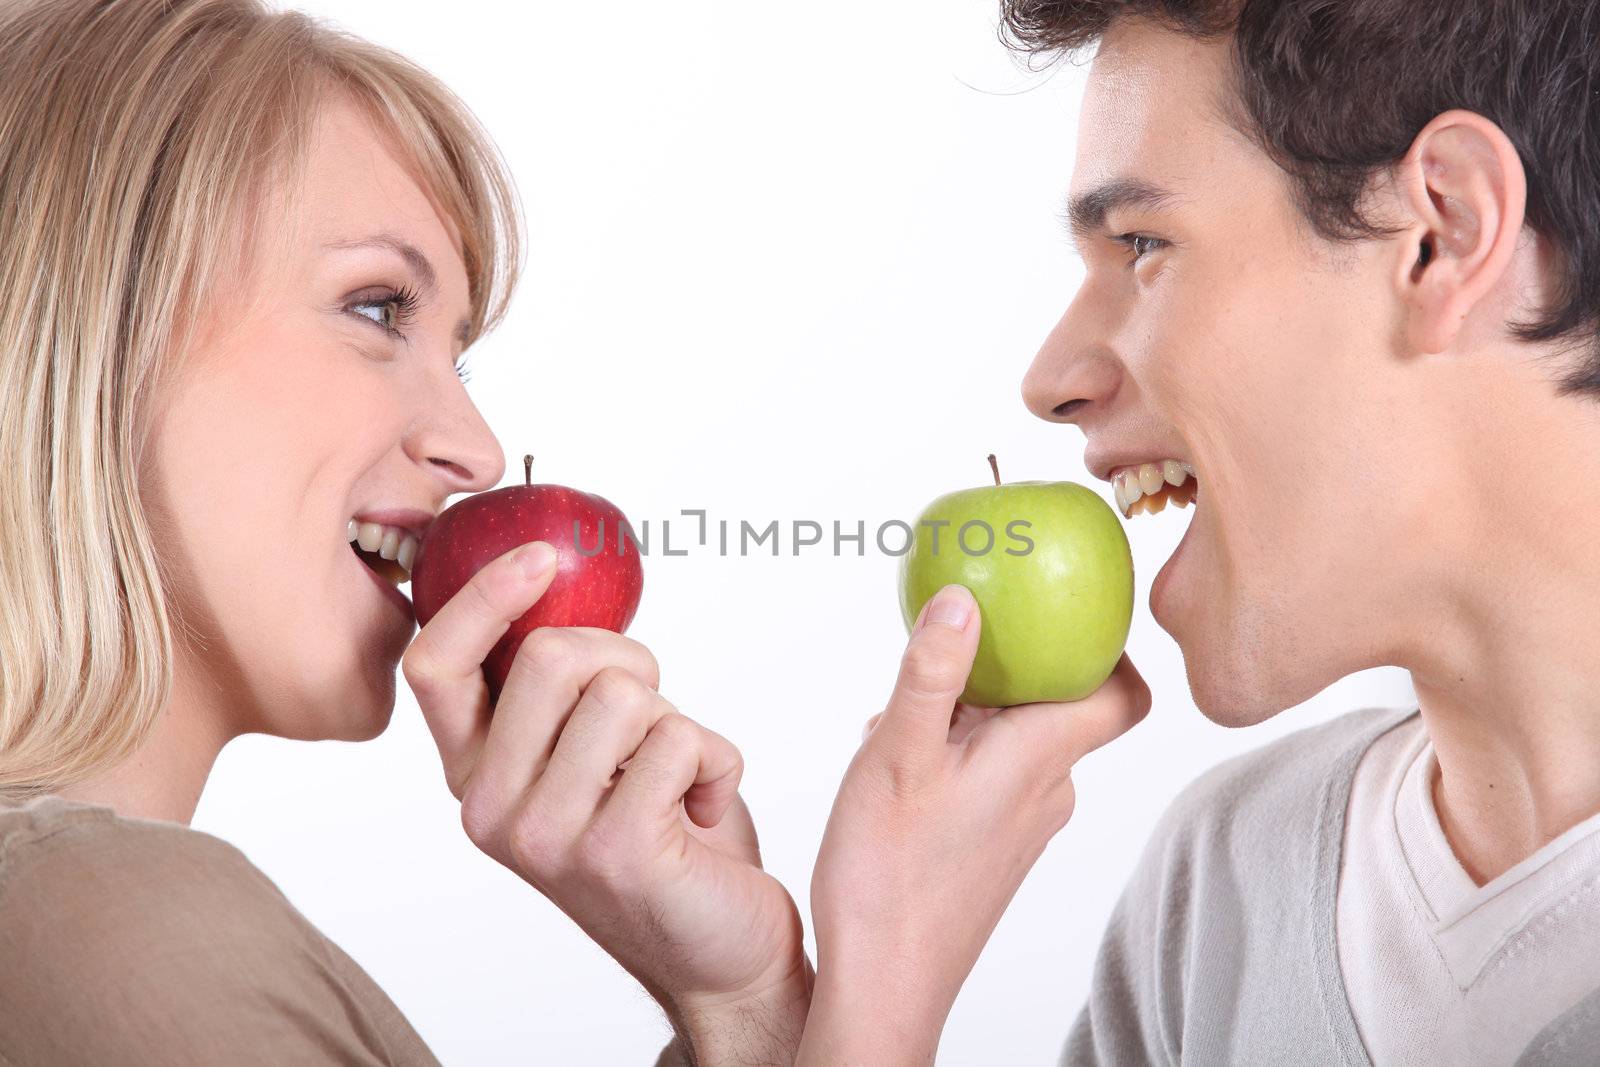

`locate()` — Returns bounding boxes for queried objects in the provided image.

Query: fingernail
[919,585,972,632]
[515,541,556,581]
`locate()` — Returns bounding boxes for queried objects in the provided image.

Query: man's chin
[1183,659,1289,729]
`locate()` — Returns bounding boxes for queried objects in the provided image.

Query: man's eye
[1119,234,1167,262]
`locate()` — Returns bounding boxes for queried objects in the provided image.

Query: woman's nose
[406,392,506,495]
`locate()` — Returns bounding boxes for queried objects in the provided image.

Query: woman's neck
[56,668,233,825]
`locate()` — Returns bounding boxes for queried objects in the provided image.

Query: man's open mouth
[1113,460,1197,518]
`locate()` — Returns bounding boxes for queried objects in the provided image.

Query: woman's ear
[1392,109,1528,355]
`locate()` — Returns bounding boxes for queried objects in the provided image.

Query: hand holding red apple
[401,536,811,1066]
[410,455,644,705]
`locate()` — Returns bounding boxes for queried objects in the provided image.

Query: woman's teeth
[346,519,419,576]
[1115,460,1198,518]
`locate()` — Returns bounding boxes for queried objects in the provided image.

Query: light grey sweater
[1061,705,1600,1066]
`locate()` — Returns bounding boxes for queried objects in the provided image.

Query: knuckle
[651,710,697,747]
[1130,678,1154,717]
[588,665,648,713]
[899,641,958,700]
[465,569,508,619]
[517,627,575,676]
[400,645,438,695]
[881,756,927,800]
[632,642,662,688]
[574,821,633,884]
[458,784,502,850]
[507,806,563,877]
[600,635,661,689]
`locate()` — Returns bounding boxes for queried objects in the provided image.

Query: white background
[194,2,1417,1063]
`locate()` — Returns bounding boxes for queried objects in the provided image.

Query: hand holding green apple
[898,455,1134,707]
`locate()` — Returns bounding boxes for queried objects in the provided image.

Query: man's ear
[1392,109,1527,355]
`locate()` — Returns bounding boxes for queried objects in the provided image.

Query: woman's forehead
[304,103,461,250]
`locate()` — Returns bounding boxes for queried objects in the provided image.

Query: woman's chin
[340,702,395,742]
[341,684,398,741]
[278,679,397,742]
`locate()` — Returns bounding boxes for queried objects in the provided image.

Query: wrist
[795,952,951,1067]
[667,957,814,1067]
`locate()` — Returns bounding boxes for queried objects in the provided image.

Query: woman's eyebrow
[325,233,438,296]
[328,233,473,344]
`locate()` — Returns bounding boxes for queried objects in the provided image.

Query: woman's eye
[354,301,391,329]
[347,286,419,338]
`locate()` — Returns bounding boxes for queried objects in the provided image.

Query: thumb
[874,584,981,761]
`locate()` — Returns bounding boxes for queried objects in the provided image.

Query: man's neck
[1405,371,1600,885]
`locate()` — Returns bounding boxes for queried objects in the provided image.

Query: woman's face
[142,95,504,743]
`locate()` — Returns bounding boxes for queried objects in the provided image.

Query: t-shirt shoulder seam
[1160,705,1418,835]
[0,803,267,904]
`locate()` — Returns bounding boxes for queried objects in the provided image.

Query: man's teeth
[1114,460,1198,518]
[346,520,420,574]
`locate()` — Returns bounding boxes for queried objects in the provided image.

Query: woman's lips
[357,548,415,623]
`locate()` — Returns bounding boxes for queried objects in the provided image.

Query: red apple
[410,455,644,704]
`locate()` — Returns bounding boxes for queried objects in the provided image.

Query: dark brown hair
[1000,0,1600,398]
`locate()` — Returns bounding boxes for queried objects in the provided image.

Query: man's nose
[1021,294,1124,427]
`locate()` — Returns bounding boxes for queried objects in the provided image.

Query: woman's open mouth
[347,519,417,620]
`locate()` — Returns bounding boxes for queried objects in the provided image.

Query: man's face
[1024,19,1441,725]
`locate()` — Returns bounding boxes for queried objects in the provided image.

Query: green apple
[898,456,1134,707]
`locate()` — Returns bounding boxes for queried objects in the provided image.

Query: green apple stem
[987,453,1001,486]
[524,454,534,486]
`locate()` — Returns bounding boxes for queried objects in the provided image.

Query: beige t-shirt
[0,794,440,1066]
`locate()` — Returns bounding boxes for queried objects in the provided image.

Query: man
[310,2,1600,1063]
[792,1,1600,1064]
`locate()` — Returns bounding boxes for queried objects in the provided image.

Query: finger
[874,584,981,760]
[524,665,672,821]
[994,653,1153,766]
[402,541,558,794]
[599,712,744,833]
[861,712,883,740]
[470,632,660,810]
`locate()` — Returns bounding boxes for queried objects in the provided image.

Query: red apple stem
[523,454,534,486]
[987,453,1001,486]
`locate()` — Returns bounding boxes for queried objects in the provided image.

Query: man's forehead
[1071,20,1235,195]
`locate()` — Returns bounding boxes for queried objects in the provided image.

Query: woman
[0,0,814,1061]
[0,0,1148,1062]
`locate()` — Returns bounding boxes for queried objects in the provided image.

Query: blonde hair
[0,0,521,796]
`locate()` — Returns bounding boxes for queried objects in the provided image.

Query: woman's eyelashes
[346,284,421,339]
[344,284,473,385]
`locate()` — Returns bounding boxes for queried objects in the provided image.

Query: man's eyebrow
[327,233,473,347]
[1066,178,1179,241]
